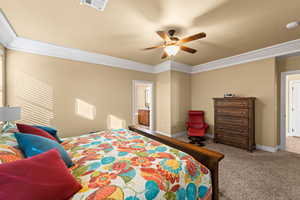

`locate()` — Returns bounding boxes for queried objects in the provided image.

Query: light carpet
[176,136,300,200]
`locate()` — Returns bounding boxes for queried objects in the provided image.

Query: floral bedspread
[63,129,212,200]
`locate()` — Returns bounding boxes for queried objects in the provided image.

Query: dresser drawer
[215,99,249,108]
[215,135,249,149]
[215,126,249,136]
[216,116,248,126]
[215,108,249,118]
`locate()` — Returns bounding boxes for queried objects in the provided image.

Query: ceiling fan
[142,29,206,59]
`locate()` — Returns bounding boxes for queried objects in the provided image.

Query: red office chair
[186,110,209,146]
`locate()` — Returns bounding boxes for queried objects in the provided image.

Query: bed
[62,127,224,200]
[0,126,224,200]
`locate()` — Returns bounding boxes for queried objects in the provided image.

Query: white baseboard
[256,144,279,153]
[156,130,187,138]
[155,130,171,137]
[206,133,214,139]
[172,131,186,138]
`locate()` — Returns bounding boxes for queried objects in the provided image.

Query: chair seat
[188,128,205,137]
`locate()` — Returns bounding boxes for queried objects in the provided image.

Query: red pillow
[16,123,57,141]
[0,149,82,200]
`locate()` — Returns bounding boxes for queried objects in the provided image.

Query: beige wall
[5,48,289,147]
[171,71,190,134]
[155,71,171,135]
[191,58,278,147]
[6,50,155,137]
[5,50,188,137]
[277,55,300,72]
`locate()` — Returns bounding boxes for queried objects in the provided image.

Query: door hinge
[292,128,295,132]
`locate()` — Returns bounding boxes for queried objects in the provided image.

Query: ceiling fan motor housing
[168,29,176,36]
[168,30,180,41]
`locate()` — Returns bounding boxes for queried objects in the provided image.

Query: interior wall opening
[132,80,154,132]
[285,74,300,154]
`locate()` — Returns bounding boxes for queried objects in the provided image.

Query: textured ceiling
[2,0,300,66]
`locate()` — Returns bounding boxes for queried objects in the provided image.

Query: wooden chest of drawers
[213,97,256,152]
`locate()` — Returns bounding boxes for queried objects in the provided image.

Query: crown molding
[171,61,192,73]
[0,9,17,47]
[153,60,192,74]
[8,37,154,73]
[153,60,171,73]
[192,39,300,73]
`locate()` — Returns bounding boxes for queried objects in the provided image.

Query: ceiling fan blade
[157,31,170,41]
[180,32,206,43]
[142,44,164,50]
[180,46,197,54]
[161,51,168,59]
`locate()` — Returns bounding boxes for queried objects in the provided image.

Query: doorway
[132,80,154,132]
[281,71,300,154]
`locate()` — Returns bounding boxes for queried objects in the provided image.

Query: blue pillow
[33,125,63,143]
[15,133,73,168]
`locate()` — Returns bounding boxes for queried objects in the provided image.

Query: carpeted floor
[176,136,300,200]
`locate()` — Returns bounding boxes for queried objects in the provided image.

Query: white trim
[171,61,192,73]
[0,9,17,47]
[153,60,193,74]
[132,80,155,132]
[156,130,171,137]
[206,133,214,139]
[8,37,154,73]
[8,36,300,74]
[153,60,171,73]
[287,80,300,137]
[256,144,279,153]
[280,70,300,150]
[172,131,186,138]
[192,39,300,74]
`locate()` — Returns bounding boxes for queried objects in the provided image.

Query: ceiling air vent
[80,0,108,11]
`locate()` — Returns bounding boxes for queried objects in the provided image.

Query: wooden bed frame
[129,126,224,200]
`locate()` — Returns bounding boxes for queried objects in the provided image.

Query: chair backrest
[187,110,205,124]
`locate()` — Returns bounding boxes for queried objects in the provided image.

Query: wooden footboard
[129,126,224,200]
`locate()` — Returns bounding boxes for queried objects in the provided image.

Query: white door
[290,81,300,137]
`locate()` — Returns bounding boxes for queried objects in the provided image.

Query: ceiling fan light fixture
[80,0,108,11]
[164,45,180,56]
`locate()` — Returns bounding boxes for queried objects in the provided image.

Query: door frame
[288,80,300,137]
[132,80,155,132]
[280,70,300,150]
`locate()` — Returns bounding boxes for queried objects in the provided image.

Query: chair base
[188,136,205,146]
